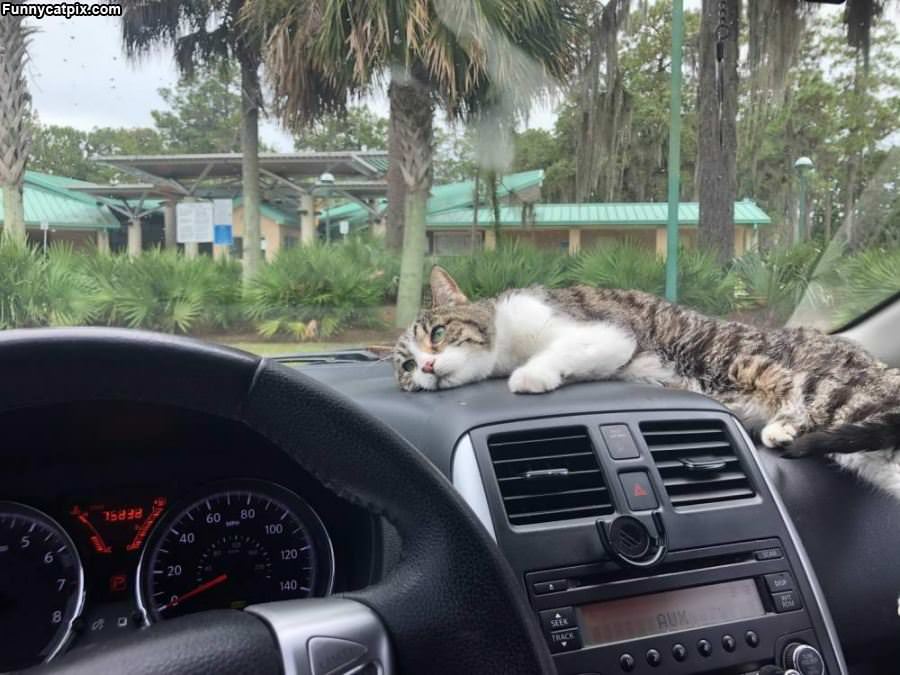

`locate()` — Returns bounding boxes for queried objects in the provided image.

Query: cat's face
[393,267,495,391]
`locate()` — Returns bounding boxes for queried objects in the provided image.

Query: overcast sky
[26,2,852,153]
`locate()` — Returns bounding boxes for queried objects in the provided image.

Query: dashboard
[0,401,380,671]
[2,354,899,674]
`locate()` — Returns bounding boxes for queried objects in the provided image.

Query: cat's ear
[430,266,468,307]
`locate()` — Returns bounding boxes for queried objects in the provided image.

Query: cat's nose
[422,359,435,374]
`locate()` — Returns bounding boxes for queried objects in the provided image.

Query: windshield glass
[1,0,898,355]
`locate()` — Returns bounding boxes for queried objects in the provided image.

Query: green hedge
[0,238,895,336]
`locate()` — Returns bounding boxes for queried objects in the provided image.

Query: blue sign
[214,224,233,245]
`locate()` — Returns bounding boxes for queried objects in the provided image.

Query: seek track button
[540,607,576,632]
[548,628,582,653]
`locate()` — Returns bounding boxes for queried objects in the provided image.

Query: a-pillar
[163,200,177,248]
[484,230,497,251]
[568,228,581,256]
[96,229,110,254]
[299,192,316,246]
[127,218,142,257]
[655,228,667,258]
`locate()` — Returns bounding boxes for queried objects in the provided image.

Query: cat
[394,266,900,494]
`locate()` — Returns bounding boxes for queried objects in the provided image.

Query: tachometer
[0,502,84,671]
[137,481,333,622]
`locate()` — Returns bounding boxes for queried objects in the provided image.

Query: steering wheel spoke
[247,598,393,675]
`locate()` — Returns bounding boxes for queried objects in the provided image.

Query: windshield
[1,0,898,355]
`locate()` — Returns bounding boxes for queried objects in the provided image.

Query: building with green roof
[319,168,770,256]
[0,171,120,248]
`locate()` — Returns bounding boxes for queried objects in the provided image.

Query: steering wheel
[1,329,553,675]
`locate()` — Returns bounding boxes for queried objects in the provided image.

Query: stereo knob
[783,642,826,675]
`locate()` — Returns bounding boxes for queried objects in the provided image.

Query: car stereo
[528,538,827,674]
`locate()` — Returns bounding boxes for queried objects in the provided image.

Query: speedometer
[137,481,333,622]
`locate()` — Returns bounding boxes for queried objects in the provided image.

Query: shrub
[87,249,242,334]
[677,248,736,315]
[833,247,900,325]
[731,242,835,325]
[437,242,569,299]
[244,243,388,339]
[0,241,97,328]
[567,241,664,294]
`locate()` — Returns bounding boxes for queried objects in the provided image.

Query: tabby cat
[394,267,900,494]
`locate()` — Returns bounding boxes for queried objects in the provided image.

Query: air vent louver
[641,420,754,508]
[487,427,613,526]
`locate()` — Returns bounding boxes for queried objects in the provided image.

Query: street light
[794,156,814,244]
[318,172,335,244]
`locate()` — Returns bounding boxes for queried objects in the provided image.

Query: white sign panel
[339,220,350,235]
[213,199,233,226]
[176,202,214,243]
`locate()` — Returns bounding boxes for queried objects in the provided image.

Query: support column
[655,228,667,258]
[127,218,142,257]
[96,229,110,254]
[163,200,177,248]
[184,242,199,259]
[568,228,581,256]
[484,230,497,251]
[213,244,230,261]
[299,193,316,246]
[734,227,746,256]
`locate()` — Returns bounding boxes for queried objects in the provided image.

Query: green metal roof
[426,200,772,228]
[233,197,299,227]
[319,169,545,227]
[0,171,120,230]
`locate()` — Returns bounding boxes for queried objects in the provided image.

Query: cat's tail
[784,409,900,458]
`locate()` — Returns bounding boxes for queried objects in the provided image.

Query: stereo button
[765,572,794,593]
[672,643,687,661]
[646,649,662,667]
[772,590,803,613]
[540,607,576,632]
[601,425,640,459]
[548,628,581,653]
[745,630,760,647]
[533,579,569,595]
[755,547,784,561]
[619,653,636,672]
[722,634,736,652]
[697,639,712,657]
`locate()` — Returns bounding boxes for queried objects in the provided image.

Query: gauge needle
[160,573,228,611]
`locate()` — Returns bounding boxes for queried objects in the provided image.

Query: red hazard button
[619,471,658,511]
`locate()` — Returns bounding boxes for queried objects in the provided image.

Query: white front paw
[508,364,562,394]
[761,421,798,448]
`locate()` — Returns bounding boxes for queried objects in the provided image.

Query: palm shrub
[438,242,569,300]
[0,241,97,328]
[833,247,900,324]
[731,242,835,325]
[87,249,242,334]
[244,243,389,339]
[677,248,736,315]
[567,242,664,294]
[341,235,401,302]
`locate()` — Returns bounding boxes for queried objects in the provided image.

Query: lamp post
[665,0,684,302]
[318,172,335,243]
[794,157,813,244]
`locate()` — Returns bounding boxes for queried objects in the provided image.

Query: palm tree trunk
[386,81,407,252]
[697,0,739,265]
[393,76,434,328]
[240,54,263,282]
[0,9,32,243]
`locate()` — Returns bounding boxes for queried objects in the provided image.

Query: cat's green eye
[402,359,417,373]
[430,326,447,344]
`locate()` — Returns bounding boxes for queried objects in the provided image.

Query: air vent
[640,420,754,509]
[487,427,613,526]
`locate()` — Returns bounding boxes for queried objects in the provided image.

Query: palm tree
[120,0,264,282]
[245,0,578,326]
[0,6,33,243]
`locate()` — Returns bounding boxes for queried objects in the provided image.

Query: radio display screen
[580,579,765,645]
